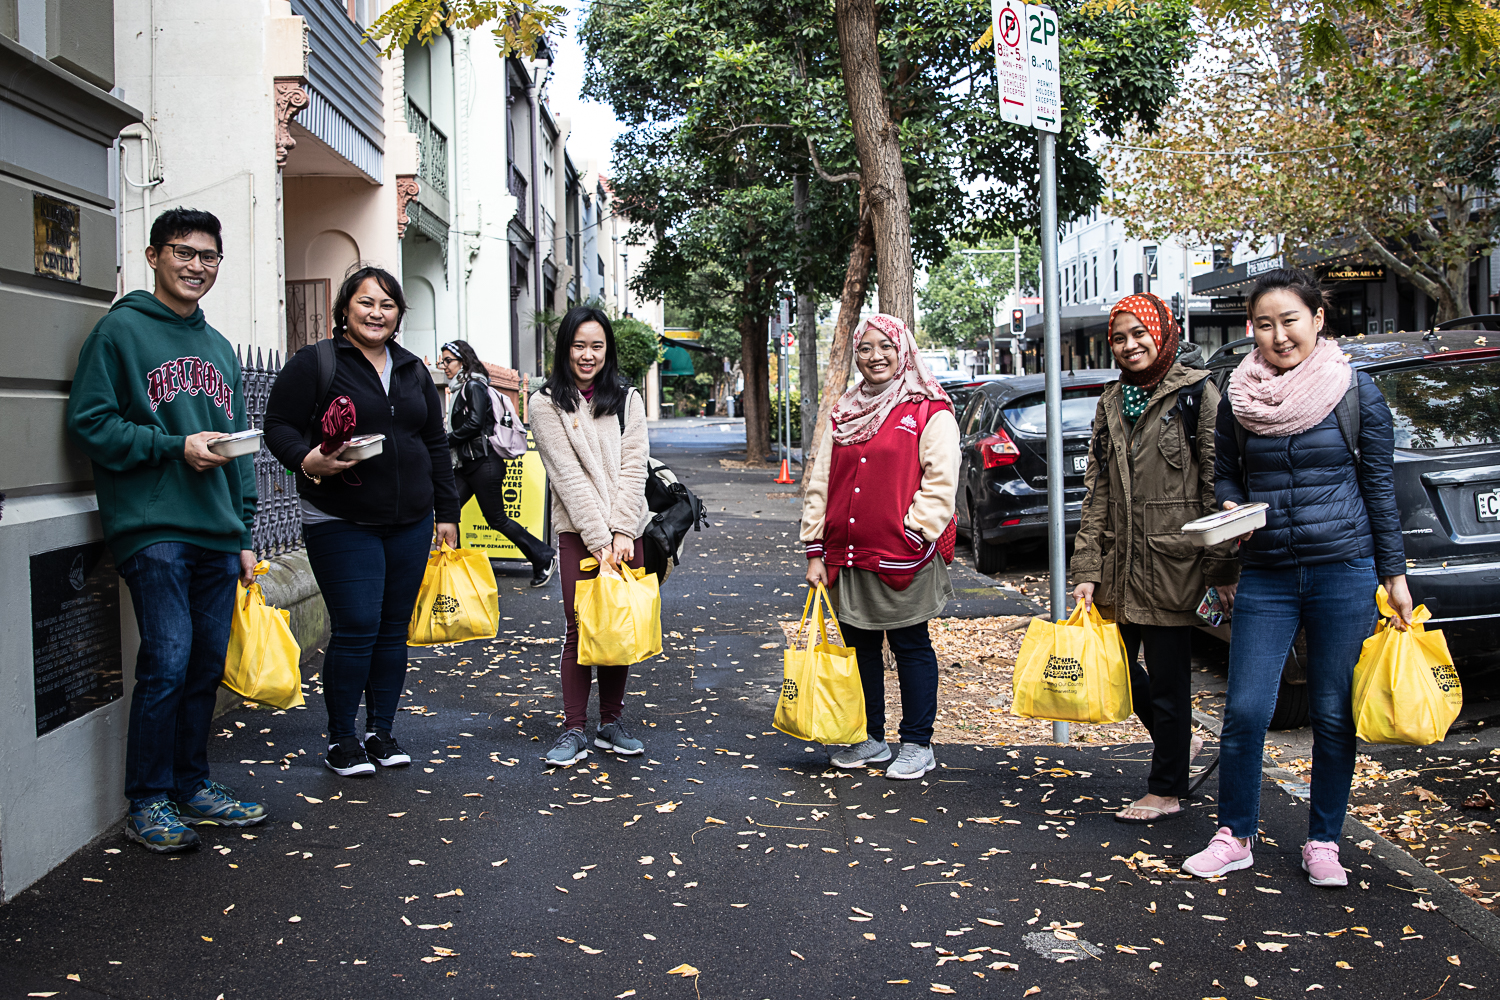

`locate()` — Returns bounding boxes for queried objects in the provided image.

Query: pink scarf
[1228,337,1352,437]
[829,314,949,446]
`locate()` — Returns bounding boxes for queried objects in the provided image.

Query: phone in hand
[1197,586,1228,627]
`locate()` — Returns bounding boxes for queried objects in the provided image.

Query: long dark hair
[333,265,406,342]
[541,306,627,416]
[441,339,486,381]
[1247,267,1332,330]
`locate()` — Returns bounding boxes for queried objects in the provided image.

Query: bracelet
[301,454,322,485]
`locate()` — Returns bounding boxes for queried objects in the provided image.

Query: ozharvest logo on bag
[430,593,461,624]
[1042,654,1083,688]
[1433,660,1461,694]
[898,414,919,435]
[781,678,799,703]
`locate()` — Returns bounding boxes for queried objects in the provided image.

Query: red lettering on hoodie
[145,355,234,418]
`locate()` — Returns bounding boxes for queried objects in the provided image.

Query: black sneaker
[363,731,411,767]
[325,738,375,777]
[530,555,558,588]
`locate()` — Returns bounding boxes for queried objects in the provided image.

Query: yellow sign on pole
[459,441,550,559]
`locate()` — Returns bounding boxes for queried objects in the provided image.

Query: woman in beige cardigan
[529,307,650,767]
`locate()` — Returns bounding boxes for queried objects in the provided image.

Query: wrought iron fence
[237,346,303,556]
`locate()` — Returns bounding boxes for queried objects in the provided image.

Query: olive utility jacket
[1070,364,1240,627]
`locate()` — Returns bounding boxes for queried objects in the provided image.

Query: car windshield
[1372,359,1500,449]
[1002,386,1109,435]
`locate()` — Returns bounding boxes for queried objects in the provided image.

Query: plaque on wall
[32,542,123,736]
[33,193,82,283]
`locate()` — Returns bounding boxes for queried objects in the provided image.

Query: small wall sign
[34,193,82,283]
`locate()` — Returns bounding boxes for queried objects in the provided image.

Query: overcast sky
[545,1,623,177]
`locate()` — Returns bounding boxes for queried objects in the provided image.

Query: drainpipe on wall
[528,59,546,374]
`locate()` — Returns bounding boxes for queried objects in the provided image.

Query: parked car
[939,374,1013,417]
[955,370,1120,573]
[1207,325,1500,700]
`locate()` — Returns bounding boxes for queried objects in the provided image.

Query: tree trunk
[801,205,875,492]
[835,0,915,330]
[740,277,772,464]
[796,174,820,456]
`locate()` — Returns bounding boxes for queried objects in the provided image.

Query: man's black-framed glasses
[160,243,224,267]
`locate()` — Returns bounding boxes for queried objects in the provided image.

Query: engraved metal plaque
[34,193,82,283]
[32,542,123,736]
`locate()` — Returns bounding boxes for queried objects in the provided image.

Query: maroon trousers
[558,531,645,731]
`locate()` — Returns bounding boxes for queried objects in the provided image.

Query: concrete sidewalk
[1,433,1495,999]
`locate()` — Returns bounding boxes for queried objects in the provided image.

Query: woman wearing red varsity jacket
[801,314,960,780]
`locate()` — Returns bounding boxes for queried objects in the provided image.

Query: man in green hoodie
[67,208,268,853]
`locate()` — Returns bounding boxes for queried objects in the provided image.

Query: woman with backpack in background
[529,307,651,768]
[265,266,459,778]
[439,340,557,588]
[801,313,958,780]
[1183,268,1412,887]
[1070,293,1239,825]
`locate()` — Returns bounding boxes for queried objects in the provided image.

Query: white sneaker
[885,742,936,780]
[831,738,892,768]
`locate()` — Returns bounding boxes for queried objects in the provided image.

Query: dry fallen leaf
[655,801,679,814]
[1257,942,1288,953]
[930,986,957,995]
[1448,955,1462,966]
[580,945,604,955]
[616,992,637,999]
[1335,961,1352,970]
[667,963,700,977]
[511,951,534,958]
[1024,988,1041,997]
[1245,976,1259,987]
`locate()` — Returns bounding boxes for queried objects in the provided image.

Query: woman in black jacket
[264,266,460,778]
[439,340,556,587]
[1183,268,1413,888]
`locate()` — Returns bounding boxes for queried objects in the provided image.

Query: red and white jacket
[801,398,959,588]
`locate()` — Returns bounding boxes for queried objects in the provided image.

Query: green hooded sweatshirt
[66,290,256,566]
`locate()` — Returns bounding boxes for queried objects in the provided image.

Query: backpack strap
[1174,377,1207,465]
[304,337,338,447]
[1333,370,1361,464]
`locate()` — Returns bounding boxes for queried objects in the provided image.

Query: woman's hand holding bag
[1352,586,1461,745]
[575,556,662,666]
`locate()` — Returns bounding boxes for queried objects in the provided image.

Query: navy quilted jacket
[1213,371,1404,577]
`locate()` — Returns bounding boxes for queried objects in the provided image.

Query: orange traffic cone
[774,458,795,484]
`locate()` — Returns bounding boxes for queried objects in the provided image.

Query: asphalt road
[1,421,1496,999]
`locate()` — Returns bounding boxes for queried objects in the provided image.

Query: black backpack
[615,392,710,580]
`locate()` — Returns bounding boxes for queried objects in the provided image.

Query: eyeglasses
[160,243,224,266]
[440,356,460,366]
[856,342,897,357]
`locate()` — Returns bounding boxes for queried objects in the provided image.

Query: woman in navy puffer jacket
[1183,268,1413,889]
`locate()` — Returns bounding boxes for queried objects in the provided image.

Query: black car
[955,370,1120,573]
[1207,327,1500,679]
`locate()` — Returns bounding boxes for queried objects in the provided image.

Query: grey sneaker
[595,721,644,755]
[885,742,936,780]
[545,728,589,768]
[831,737,892,769]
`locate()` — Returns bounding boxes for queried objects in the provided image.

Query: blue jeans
[1218,557,1379,843]
[304,516,433,741]
[844,621,940,745]
[119,542,240,807]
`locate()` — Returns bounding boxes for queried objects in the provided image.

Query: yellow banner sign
[459,444,549,559]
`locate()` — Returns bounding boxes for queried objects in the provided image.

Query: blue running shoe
[175,780,268,827]
[125,799,201,853]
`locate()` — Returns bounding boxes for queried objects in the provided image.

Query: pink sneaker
[1302,840,1348,887]
[1182,827,1254,877]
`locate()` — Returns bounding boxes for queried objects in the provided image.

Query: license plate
[1478,487,1500,522]
[1071,455,1089,474]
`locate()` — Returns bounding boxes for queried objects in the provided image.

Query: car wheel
[972,499,1008,574]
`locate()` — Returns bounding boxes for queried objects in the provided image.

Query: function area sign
[1025,5,1061,133]
[992,0,1030,126]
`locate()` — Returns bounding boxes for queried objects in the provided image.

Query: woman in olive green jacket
[1070,293,1239,824]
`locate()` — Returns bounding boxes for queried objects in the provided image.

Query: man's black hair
[149,208,223,254]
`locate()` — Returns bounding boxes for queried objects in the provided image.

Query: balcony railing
[405,99,449,198]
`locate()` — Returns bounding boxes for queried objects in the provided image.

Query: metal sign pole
[1038,130,1067,746]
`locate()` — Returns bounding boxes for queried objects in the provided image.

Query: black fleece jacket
[264,335,460,525]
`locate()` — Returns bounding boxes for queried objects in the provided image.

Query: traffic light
[1010,307,1025,335]
[1170,293,1184,321]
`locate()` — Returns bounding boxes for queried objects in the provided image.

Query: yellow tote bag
[407,543,500,646]
[1011,602,1133,724]
[222,561,305,710]
[1352,587,1461,745]
[575,558,663,666]
[774,584,867,745]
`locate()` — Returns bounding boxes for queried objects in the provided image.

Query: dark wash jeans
[304,515,432,741]
[1218,557,1379,843]
[1119,623,1195,798]
[119,541,239,807]
[843,621,940,746]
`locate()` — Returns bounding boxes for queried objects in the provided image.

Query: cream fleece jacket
[800,408,959,546]
[529,387,649,553]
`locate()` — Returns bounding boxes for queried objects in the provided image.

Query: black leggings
[1119,622,1195,797]
[454,454,555,570]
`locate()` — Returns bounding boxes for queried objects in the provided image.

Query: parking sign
[1025,5,1061,133]
[992,0,1030,127]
